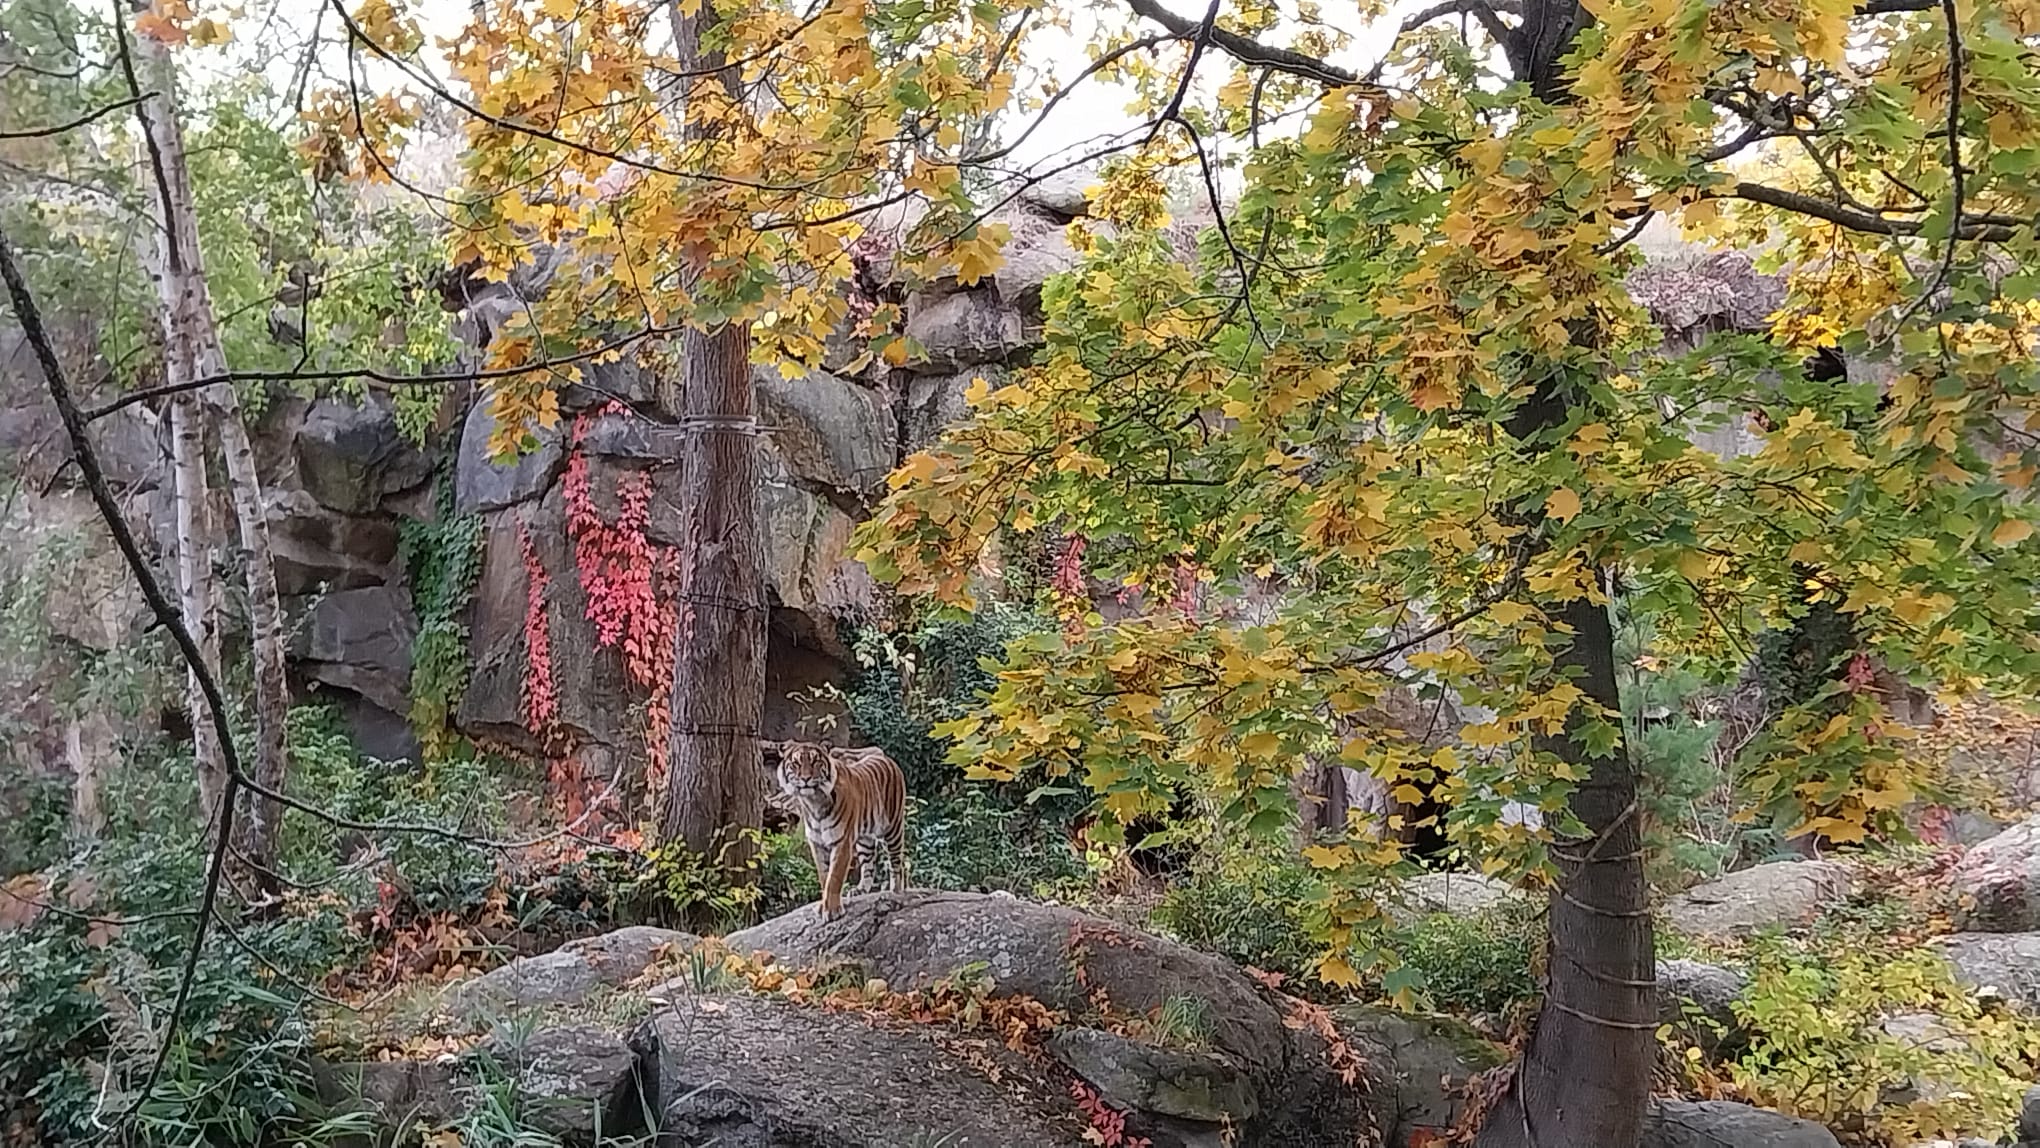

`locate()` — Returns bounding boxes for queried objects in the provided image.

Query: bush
[1720,936,2040,1144]
[842,602,1057,802]
[1150,839,1322,984]
[0,733,362,1146]
[908,790,1088,896]
[1386,903,1542,1017]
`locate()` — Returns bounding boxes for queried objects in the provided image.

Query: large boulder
[634,994,1083,1148]
[726,890,1292,1076]
[904,366,998,451]
[294,585,418,716]
[1044,1027,1257,1124]
[1952,814,2040,932]
[295,395,434,515]
[1657,958,1749,1055]
[1334,1006,1503,1142]
[1642,1099,1841,1148]
[454,398,564,514]
[1939,931,2040,1008]
[903,287,1030,375]
[724,890,1413,1146]
[446,925,696,1021]
[1661,861,1852,939]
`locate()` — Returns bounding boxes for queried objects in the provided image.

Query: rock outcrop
[1661,860,1852,939]
[310,891,1851,1148]
[1952,814,2040,932]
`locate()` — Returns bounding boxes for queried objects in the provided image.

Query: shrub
[0,733,361,1146]
[1150,839,1322,984]
[842,601,1058,802]
[908,790,1088,897]
[1385,903,1542,1017]
[1721,936,2040,1144]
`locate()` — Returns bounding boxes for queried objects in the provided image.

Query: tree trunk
[212,397,290,879]
[1473,593,1653,1148]
[166,391,224,821]
[130,13,290,879]
[657,0,766,868]
[660,321,767,861]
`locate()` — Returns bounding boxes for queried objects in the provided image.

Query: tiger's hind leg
[853,837,879,894]
[886,823,909,892]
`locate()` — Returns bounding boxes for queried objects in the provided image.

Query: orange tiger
[772,741,909,920]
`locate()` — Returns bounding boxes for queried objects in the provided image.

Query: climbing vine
[517,517,558,741]
[561,402,679,800]
[399,476,484,759]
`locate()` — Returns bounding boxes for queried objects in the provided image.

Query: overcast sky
[193,0,1415,179]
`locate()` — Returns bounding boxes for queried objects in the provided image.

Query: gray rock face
[295,395,433,514]
[903,287,1030,374]
[754,364,893,500]
[447,925,696,1020]
[267,488,399,595]
[1939,931,2040,1008]
[1334,1006,1503,1143]
[1953,814,2040,932]
[634,994,1078,1148]
[726,890,1291,1077]
[904,366,997,451]
[1657,958,1749,1055]
[454,398,563,514]
[1642,1099,1841,1148]
[2020,1081,2040,1141]
[295,585,418,715]
[1395,872,1522,921]
[1661,861,1852,939]
[1045,1027,1256,1124]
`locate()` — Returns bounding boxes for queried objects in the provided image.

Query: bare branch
[0,91,151,139]
[1124,0,1359,86]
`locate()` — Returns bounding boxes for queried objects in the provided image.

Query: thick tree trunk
[1475,342,1652,1146]
[131,15,290,878]
[1473,593,1653,1148]
[657,0,766,867]
[660,321,767,860]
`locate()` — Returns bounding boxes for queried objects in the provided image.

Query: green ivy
[399,477,486,759]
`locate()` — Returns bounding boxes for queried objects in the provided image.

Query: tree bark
[130,12,290,878]
[1473,593,1653,1148]
[166,391,224,821]
[660,321,767,860]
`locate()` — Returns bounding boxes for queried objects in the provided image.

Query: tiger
[771,741,910,921]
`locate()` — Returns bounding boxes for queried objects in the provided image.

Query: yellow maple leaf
[1545,486,1582,523]
[1993,519,2034,547]
[1318,955,1362,988]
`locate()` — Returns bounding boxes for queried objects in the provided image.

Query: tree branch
[0,91,151,139]
[1727,180,2021,241]
[1124,0,1359,86]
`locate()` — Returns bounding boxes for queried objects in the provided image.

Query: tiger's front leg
[818,837,855,921]
[854,838,880,894]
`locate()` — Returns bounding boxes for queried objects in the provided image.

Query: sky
[196,0,1417,180]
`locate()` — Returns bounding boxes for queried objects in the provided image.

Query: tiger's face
[777,741,836,801]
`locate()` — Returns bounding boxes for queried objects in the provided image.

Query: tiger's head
[776,741,836,802]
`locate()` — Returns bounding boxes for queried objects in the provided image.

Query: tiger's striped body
[774,742,909,920]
